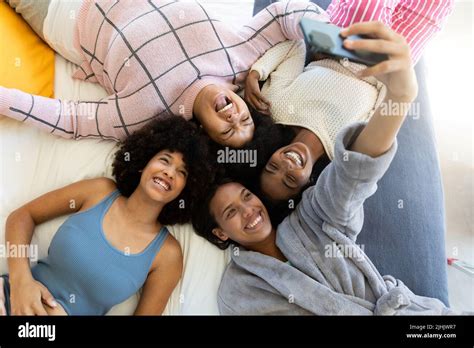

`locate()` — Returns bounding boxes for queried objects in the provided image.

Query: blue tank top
[31,190,169,315]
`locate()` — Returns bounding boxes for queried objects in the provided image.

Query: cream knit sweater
[251,40,387,160]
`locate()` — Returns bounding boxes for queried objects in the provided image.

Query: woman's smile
[152,176,171,192]
[280,142,310,170]
[244,210,265,233]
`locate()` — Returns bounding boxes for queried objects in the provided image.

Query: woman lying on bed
[0,115,213,316]
[0,0,331,148]
[1,0,451,148]
[192,22,454,315]
[243,1,452,213]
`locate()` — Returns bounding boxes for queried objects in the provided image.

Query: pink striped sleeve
[326,0,454,64]
[391,0,454,64]
[327,0,398,28]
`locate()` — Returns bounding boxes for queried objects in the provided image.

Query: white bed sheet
[0,0,257,315]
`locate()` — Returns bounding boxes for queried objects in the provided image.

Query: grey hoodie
[218,122,453,315]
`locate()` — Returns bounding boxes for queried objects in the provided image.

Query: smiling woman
[1,115,215,316]
[190,22,455,315]
[112,115,215,225]
[0,0,330,147]
[261,130,327,202]
[193,84,254,148]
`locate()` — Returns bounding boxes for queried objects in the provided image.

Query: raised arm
[5,178,116,315]
[342,22,418,157]
[0,86,129,141]
[305,22,417,240]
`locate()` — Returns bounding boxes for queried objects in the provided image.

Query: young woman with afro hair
[1,115,214,316]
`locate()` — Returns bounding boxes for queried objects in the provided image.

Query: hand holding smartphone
[299,18,388,66]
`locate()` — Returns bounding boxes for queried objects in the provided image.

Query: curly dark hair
[112,115,215,225]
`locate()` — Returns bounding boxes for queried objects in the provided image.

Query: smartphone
[299,18,388,66]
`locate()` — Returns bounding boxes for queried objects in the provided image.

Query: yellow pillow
[0,0,54,97]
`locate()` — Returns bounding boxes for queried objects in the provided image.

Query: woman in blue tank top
[0,115,214,315]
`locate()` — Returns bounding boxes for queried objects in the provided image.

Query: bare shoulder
[160,233,183,264]
[152,232,183,273]
[79,177,118,211]
[89,177,117,192]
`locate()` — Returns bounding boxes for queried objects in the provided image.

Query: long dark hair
[191,177,238,250]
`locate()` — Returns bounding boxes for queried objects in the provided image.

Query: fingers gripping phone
[299,18,388,66]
